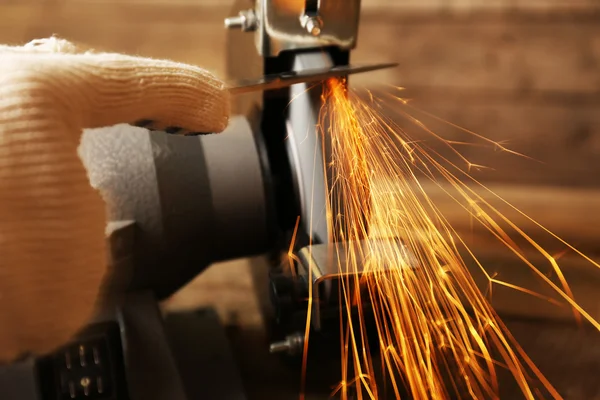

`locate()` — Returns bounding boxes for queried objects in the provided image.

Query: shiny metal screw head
[224,9,258,32]
[304,16,323,36]
[269,332,305,355]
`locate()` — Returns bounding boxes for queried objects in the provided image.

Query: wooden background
[2,0,600,324]
[1,0,598,182]
[2,0,598,186]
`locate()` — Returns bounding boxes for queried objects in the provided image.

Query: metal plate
[256,0,362,57]
[229,62,398,94]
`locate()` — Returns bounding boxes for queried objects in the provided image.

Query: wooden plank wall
[353,1,600,188]
[1,0,598,188]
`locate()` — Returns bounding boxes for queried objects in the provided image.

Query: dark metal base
[3,289,599,399]
[0,293,247,400]
[163,309,247,400]
[229,315,600,399]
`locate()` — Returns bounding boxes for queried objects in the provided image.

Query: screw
[224,9,257,32]
[80,377,91,396]
[304,16,323,36]
[269,332,305,355]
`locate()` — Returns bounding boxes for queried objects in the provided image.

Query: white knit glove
[0,37,230,362]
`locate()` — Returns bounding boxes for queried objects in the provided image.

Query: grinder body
[86,0,364,300]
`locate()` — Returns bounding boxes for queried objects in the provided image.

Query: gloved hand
[0,37,229,362]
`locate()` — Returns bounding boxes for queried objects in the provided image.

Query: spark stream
[298,78,600,400]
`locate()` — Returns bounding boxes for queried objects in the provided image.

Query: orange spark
[300,77,600,399]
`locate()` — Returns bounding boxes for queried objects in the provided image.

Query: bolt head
[305,17,322,36]
[224,9,257,32]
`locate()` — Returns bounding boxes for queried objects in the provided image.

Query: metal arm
[225,0,362,57]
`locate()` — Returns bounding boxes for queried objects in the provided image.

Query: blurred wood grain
[1,0,598,189]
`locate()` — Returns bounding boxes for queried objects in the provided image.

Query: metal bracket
[296,240,416,331]
[225,0,362,57]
